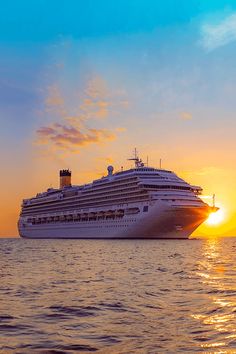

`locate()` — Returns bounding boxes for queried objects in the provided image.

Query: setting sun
[206,208,225,226]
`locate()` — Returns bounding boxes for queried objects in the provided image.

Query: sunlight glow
[206,208,225,226]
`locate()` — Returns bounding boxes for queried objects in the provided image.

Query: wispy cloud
[35,75,127,154]
[45,84,65,108]
[96,156,114,164]
[44,76,112,122]
[180,111,192,120]
[37,123,116,151]
[200,12,236,51]
[182,166,225,177]
[79,76,112,120]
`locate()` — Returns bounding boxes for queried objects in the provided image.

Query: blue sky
[0,1,207,42]
[1,0,236,156]
[1,0,236,43]
[1,0,236,130]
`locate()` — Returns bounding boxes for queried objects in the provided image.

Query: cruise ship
[18,152,218,239]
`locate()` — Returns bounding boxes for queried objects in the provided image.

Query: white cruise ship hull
[18,201,211,239]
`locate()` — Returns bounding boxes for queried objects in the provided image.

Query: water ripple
[1,237,236,352]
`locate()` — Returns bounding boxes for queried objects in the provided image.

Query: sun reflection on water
[192,238,236,352]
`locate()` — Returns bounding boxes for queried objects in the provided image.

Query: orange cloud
[180,111,192,120]
[79,77,112,120]
[84,76,108,99]
[46,85,64,106]
[97,156,114,164]
[35,75,127,156]
[36,123,116,151]
[45,84,67,118]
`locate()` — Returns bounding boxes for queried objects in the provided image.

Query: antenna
[127,148,144,168]
[159,158,162,169]
[213,194,215,208]
[146,156,149,167]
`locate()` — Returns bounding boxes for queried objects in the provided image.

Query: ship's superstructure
[18,153,217,239]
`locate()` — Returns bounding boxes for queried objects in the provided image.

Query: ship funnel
[60,169,71,189]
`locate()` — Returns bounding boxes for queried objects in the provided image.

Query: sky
[1,0,236,237]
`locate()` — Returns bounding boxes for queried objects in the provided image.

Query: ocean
[1,237,236,353]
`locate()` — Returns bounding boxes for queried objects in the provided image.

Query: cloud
[35,75,127,154]
[43,76,126,123]
[200,13,236,51]
[193,166,224,176]
[84,76,108,99]
[79,76,113,120]
[44,84,68,118]
[180,111,192,120]
[36,122,117,151]
[115,127,126,132]
[97,156,114,164]
[182,166,224,177]
[45,85,64,107]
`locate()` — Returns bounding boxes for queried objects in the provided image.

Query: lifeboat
[125,207,140,215]
[73,214,80,221]
[66,214,73,221]
[35,218,41,224]
[97,211,105,219]
[81,213,88,221]
[88,212,97,220]
[115,209,124,217]
[106,210,115,219]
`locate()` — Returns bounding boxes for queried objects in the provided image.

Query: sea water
[1,237,236,353]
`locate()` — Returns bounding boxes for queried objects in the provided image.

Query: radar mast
[128,148,145,168]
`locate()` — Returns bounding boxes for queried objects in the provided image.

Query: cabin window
[143,206,148,212]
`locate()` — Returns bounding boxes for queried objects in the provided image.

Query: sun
[206,208,225,226]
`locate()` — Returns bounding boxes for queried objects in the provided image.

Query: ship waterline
[18,153,216,239]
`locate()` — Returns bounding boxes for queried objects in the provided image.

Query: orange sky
[1,76,236,237]
[2,2,236,237]
[1,137,236,237]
